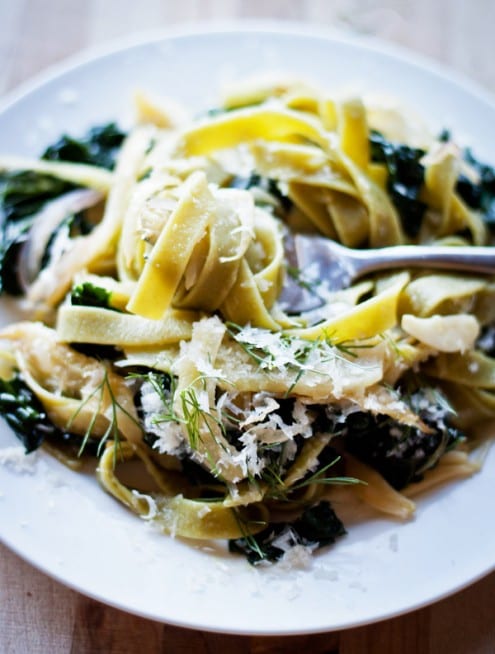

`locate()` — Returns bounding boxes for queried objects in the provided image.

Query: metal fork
[281,235,495,313]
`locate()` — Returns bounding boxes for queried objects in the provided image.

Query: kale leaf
[342,387,464,490]
[440,129,495,231]
[42,122,126,171]
[69,282,124,360]
[0,372,98,454]
[372,128,495,237]
[0,373,52,452]
[0,171,75,294]
[71,281,112,309]
[369,130,427,238]
[229,501,346,565]
[0,170,74,223]
[459,149,495,228]
[0,122,126,295]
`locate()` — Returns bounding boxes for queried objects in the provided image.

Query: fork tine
[294,235,355,291]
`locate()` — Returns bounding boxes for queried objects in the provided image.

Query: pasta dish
[0,76,493,564]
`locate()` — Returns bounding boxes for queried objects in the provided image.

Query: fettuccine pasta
[0,75,493,564]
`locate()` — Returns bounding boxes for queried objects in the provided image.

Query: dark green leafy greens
[0,372,98,455]
[342,386,465,490]
[68,281,122,360]
[0,373,54,452]
[229,500,346,564]
[68,284,123,360]
[0,122,125,295]
[369,128,495,239]
[440,128,495,232]
[42,122,126,170]
[0,172,75,294]
[369,130,427,238]
[71,281,113,309]
[459,149,495,229]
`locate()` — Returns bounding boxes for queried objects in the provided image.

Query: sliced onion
[17,188,103,289]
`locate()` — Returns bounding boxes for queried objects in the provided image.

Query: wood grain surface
[1,1,495,652]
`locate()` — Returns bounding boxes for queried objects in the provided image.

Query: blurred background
[1,0,495,98]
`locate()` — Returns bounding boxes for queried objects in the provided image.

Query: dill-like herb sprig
[291,456,363,491]
[262,454,363,501]
[230,507,269,561]
[68,369,141,466]
[132,370,234,479]
[226,322,371,395]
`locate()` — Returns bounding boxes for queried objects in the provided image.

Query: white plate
[1,22,494,635]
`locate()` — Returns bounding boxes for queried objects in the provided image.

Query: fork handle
[352,245,495,277]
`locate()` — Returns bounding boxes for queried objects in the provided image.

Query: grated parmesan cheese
[271,528,316,570]
[140,381,185,456]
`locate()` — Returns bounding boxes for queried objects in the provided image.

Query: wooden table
[1,1,495,652]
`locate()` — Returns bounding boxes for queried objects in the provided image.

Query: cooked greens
[369,130,427,238]
[0,123,125,295]
[71,281,113,309]
[229,501,346,564]
[343,385,465,490]
[459,149,495,230]
[0,171,75,294]
[42,122,125,170]
[0,372,100,455]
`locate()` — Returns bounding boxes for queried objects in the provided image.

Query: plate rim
[2,19,495,116]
